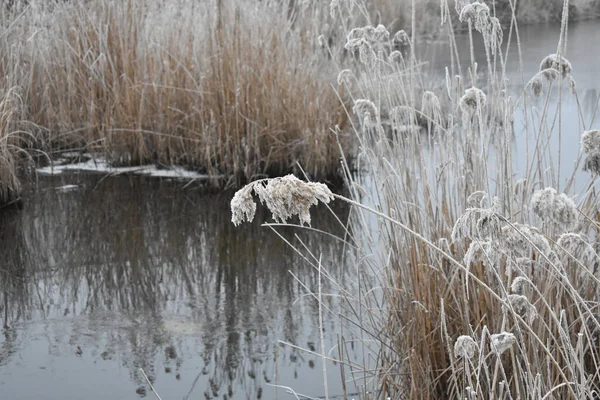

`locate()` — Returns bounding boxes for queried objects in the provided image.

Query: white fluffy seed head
[530,187,577,229]
[490,332,516,355]
[580,130,600,180]
[231,185,257,227]
[540,53,572,78]
[454,335,477,359]
[581,130,600,154]
[504,294,531,316]
[556,232,597,265]
[353,99,379,127]
[511,276,529,295]
[499,223,552,259]
[230,175,334,226]
[460,87,487,121]
[393,29,409,45]
[337,69,353,85]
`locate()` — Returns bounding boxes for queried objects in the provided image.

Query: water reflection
[0,175,357,399]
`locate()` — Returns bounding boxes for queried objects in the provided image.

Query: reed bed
[0,0,351,190]
[232,0,600,398]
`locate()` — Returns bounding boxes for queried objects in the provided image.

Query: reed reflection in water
[0,175,358,400]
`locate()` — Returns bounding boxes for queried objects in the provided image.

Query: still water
[2,19,600,400]
[0,175,361,399]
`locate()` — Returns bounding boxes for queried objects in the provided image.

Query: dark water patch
[0,174,359,399]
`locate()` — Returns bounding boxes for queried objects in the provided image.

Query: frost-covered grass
[0,0,351,189]
[232,0,600,398]
[0,88,28,206]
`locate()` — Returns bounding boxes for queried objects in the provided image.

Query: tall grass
[231,0,600,398]
[0,88,27,206]
[0,0,351,188]
[339,0,600,397]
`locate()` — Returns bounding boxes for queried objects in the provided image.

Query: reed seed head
[231,184,257,227]
[421,91,442,123]
[460,87,486,121]
[454,335,477,359]
[511,276,529,295]
[452,197,501,243]
[499,223,552,258]
[581,130,600,154]
[231,175,334,226]
[337,69,353,86]
[530,187,577,229]
[540,53,572,79]
[490,332,516,355]
[504,294,531,316]
[393,29,409,45]
[353,99,379,128]
[531,76,543,97]
[556,232,596,264]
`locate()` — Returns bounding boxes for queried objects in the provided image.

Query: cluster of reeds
[232,0,600,398]
[0,87,27,206]
[0,0,351,190]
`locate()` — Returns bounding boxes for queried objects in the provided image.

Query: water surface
[0,175,360,399]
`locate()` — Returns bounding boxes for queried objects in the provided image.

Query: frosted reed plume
[345,24,390,64]
[458,2,503,53]
[499,223,552,259]
[337,69,353,85]
[459,87,487,122]
[451,196,502,243]
[421,91,442,125]
[540,53,573,79]
[530,187,577,229]
[463,240,498,268]
[454,335,477,359]
[353,99,380,128]
[490,332,516,355]
[556,232,597,265]
[230,175,334,226]
[392,29,409,45]
[510,276,529,295]
[581,130,600,175]
[504,294,535,320]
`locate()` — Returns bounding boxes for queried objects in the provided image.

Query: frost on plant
[353,99,380,128]
[540,53,572,79]
[451,196,502,243]
[490,332,516,355]
[231,184,257,227]
[503,294,533,318]
[556,232,597,265]
[458,2,502,53]
[344,24,390,64]
[581,130,600,175]
[530,187,577,229]
[499,223,552,259]
[230,175,334,226]
[511,276,529,295]
[392,29,409,45]
[454,335,477,359]
[421,91,442,125]
[337,69,353,85]
[464,240,498,268]
[459,87,486,122]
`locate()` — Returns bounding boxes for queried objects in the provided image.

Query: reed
[0,0,350,188]
[232,0,600,398]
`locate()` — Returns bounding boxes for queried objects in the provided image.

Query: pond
[0,175,362,399]
[2,18,600,400]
